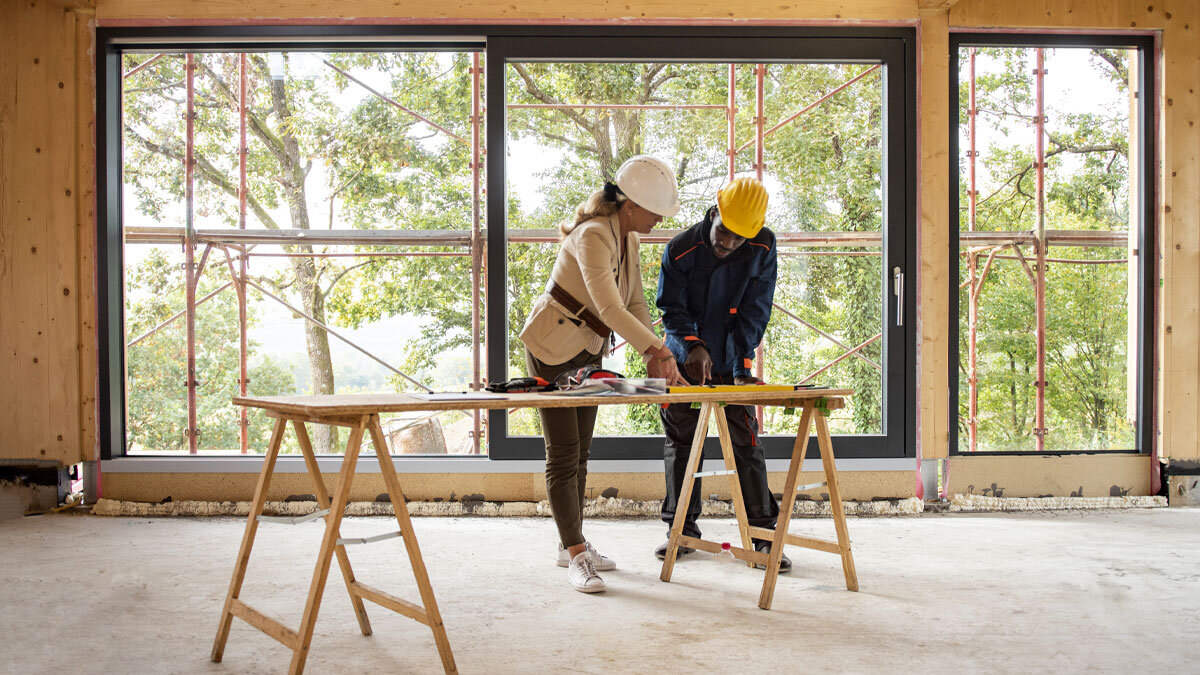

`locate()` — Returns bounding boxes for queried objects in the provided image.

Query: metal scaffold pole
[726,64,736,181]
[1034,48,1048,453]
[184,53,199,454]
[967,47,979,453]
[238,53,249,454]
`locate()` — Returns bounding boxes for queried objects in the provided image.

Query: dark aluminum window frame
[96,25,917,461]
[947,32,1157,457]
[486,30,916,460]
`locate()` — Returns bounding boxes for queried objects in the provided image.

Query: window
[949,34,1155,454]
[486,33,915,460]
[98,28,916,461]
[104,39,487,457]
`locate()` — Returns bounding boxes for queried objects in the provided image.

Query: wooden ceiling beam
[918,0,961,11]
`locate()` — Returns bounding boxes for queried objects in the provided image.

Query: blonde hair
[560,188,627,237]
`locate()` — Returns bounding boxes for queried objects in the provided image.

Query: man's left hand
[734,375,762,385]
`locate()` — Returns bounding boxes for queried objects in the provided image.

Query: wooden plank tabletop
[233,388,851,417]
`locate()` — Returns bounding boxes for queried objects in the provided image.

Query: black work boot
[655,539,696,560]
[754,540,792,573]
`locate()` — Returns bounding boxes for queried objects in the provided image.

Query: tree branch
[125,127,284,231]
[194,58,288,166]
[509,63,598,136]
[1091,49,1129,84]
[322,259,381,296]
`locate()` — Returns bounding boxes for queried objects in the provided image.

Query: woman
[520,155,687,593]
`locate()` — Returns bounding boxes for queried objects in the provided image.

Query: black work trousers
[659,374,780,542]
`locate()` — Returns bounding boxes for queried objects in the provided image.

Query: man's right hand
[683,345,712,384]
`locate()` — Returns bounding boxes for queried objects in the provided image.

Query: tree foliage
[119,47,1133,455]
[957,47,1134,451]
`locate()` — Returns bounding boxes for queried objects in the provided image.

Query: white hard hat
[613,155,680,218]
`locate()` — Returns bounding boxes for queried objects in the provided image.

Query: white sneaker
[566,551,605,593]
[557,542,616,571]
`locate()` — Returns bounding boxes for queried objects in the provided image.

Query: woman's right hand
[646,344,687,387]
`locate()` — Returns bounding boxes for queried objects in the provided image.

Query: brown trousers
[524,347,603,548]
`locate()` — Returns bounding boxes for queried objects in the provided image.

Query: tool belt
[548,280,612,340]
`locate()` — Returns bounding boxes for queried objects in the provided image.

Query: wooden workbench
[213,387,855,674]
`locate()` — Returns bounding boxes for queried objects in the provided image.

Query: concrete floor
[1,509,1198,674]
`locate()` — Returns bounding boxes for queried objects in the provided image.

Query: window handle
[893,266,904,327]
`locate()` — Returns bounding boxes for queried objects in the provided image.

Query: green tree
[123,52,476,452]
[957,47,1133,451]
[125,249,294,451]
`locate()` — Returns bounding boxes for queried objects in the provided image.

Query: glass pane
[956,46,1137,452]
[504,61,884,438]
[121,50,485,455]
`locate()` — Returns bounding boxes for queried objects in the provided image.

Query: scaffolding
[960,47,1135,453]
[122,51,1132,456]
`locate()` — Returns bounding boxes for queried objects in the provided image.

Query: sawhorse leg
[289,415,368,674]
[367,415,458,674]
[757,403,858,610]
[712,408,756,568]
[660,403,770,582]
[293,419,373,637]
[211,414,457,674]
[660,402,713,582]
[655,398,859,609]
[758,406,814,609]
[816,412,859,592]
[212,417,287,662]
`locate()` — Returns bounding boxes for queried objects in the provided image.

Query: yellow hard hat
[716,177,768,239]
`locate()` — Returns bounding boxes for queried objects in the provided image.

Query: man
[653,176,790,572]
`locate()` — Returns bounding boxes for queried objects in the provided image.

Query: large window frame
[946,32,1157,457]
[97,26,917,462]
[487,31,916,460]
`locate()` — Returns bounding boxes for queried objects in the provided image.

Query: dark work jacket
[655,214,777,378]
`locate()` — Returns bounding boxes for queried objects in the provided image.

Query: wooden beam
[47,2,81,464]
[349,581,429,626]
[1160,4,1200,460]
[74,6,98,462]
[48,0,97,9]
[917,7,950,462]
[918,0,961,11]
[13,2,54,462]
[228,599,301,650]
[0,0,18,461]
[96,0,918,22]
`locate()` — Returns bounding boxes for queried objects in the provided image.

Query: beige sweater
[520,214,663,366]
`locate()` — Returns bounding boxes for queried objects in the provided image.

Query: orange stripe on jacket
[748,242,771,251]
[673,244,702,261]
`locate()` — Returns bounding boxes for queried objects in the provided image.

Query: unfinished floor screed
[1,508,1197,674]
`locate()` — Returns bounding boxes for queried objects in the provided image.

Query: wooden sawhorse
[658,397,859,609]
[210,412,456,674]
